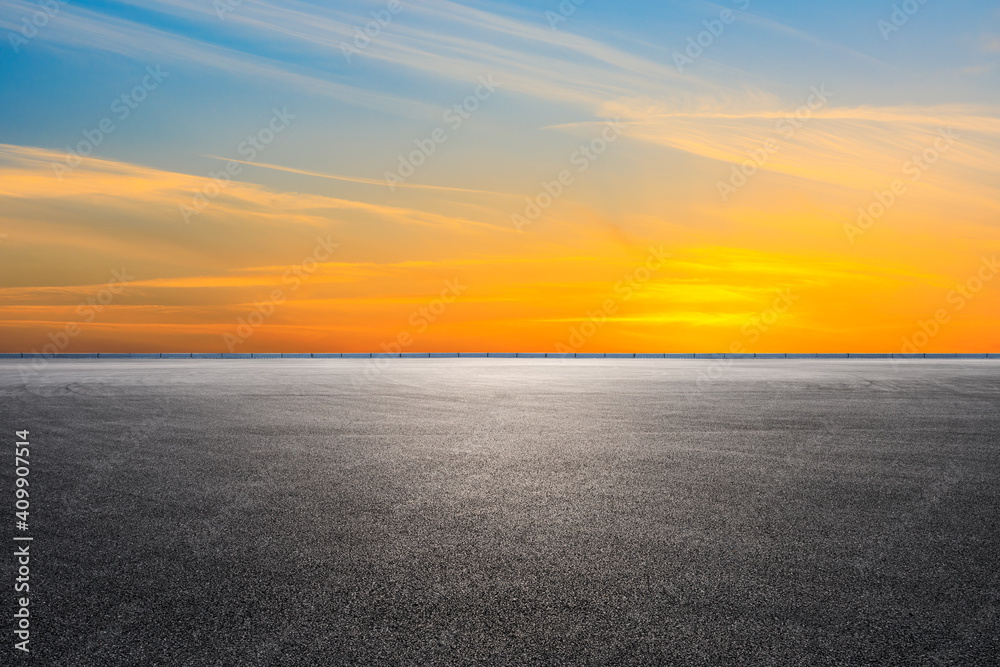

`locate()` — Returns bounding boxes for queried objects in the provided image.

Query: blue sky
[3,0,997,186]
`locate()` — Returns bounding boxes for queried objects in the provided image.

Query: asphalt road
[1,359,998,666]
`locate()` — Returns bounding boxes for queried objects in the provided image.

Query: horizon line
[2,353,998,360]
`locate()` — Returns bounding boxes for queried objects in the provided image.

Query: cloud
[45,0,979,204]
[1,0,752,119]
[588,99,1000,198]
[0,0,436,117]
[206,156,516,197]
[0,144,506,234]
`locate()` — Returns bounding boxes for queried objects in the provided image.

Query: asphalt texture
[1,359,998,666]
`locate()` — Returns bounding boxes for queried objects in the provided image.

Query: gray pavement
[1,359,998,665]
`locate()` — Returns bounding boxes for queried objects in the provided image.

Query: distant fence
[0,353,997,360]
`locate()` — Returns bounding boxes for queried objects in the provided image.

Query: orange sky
[0,1,998,353]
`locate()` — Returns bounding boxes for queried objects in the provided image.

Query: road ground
[1,360,997,665]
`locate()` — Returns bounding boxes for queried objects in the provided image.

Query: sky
[0,0,998,353]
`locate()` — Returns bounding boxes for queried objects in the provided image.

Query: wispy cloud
[205,155,516,197]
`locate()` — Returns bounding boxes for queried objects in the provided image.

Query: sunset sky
[1,0,998,353]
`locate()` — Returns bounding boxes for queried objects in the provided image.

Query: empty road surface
[1,359,998,665]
